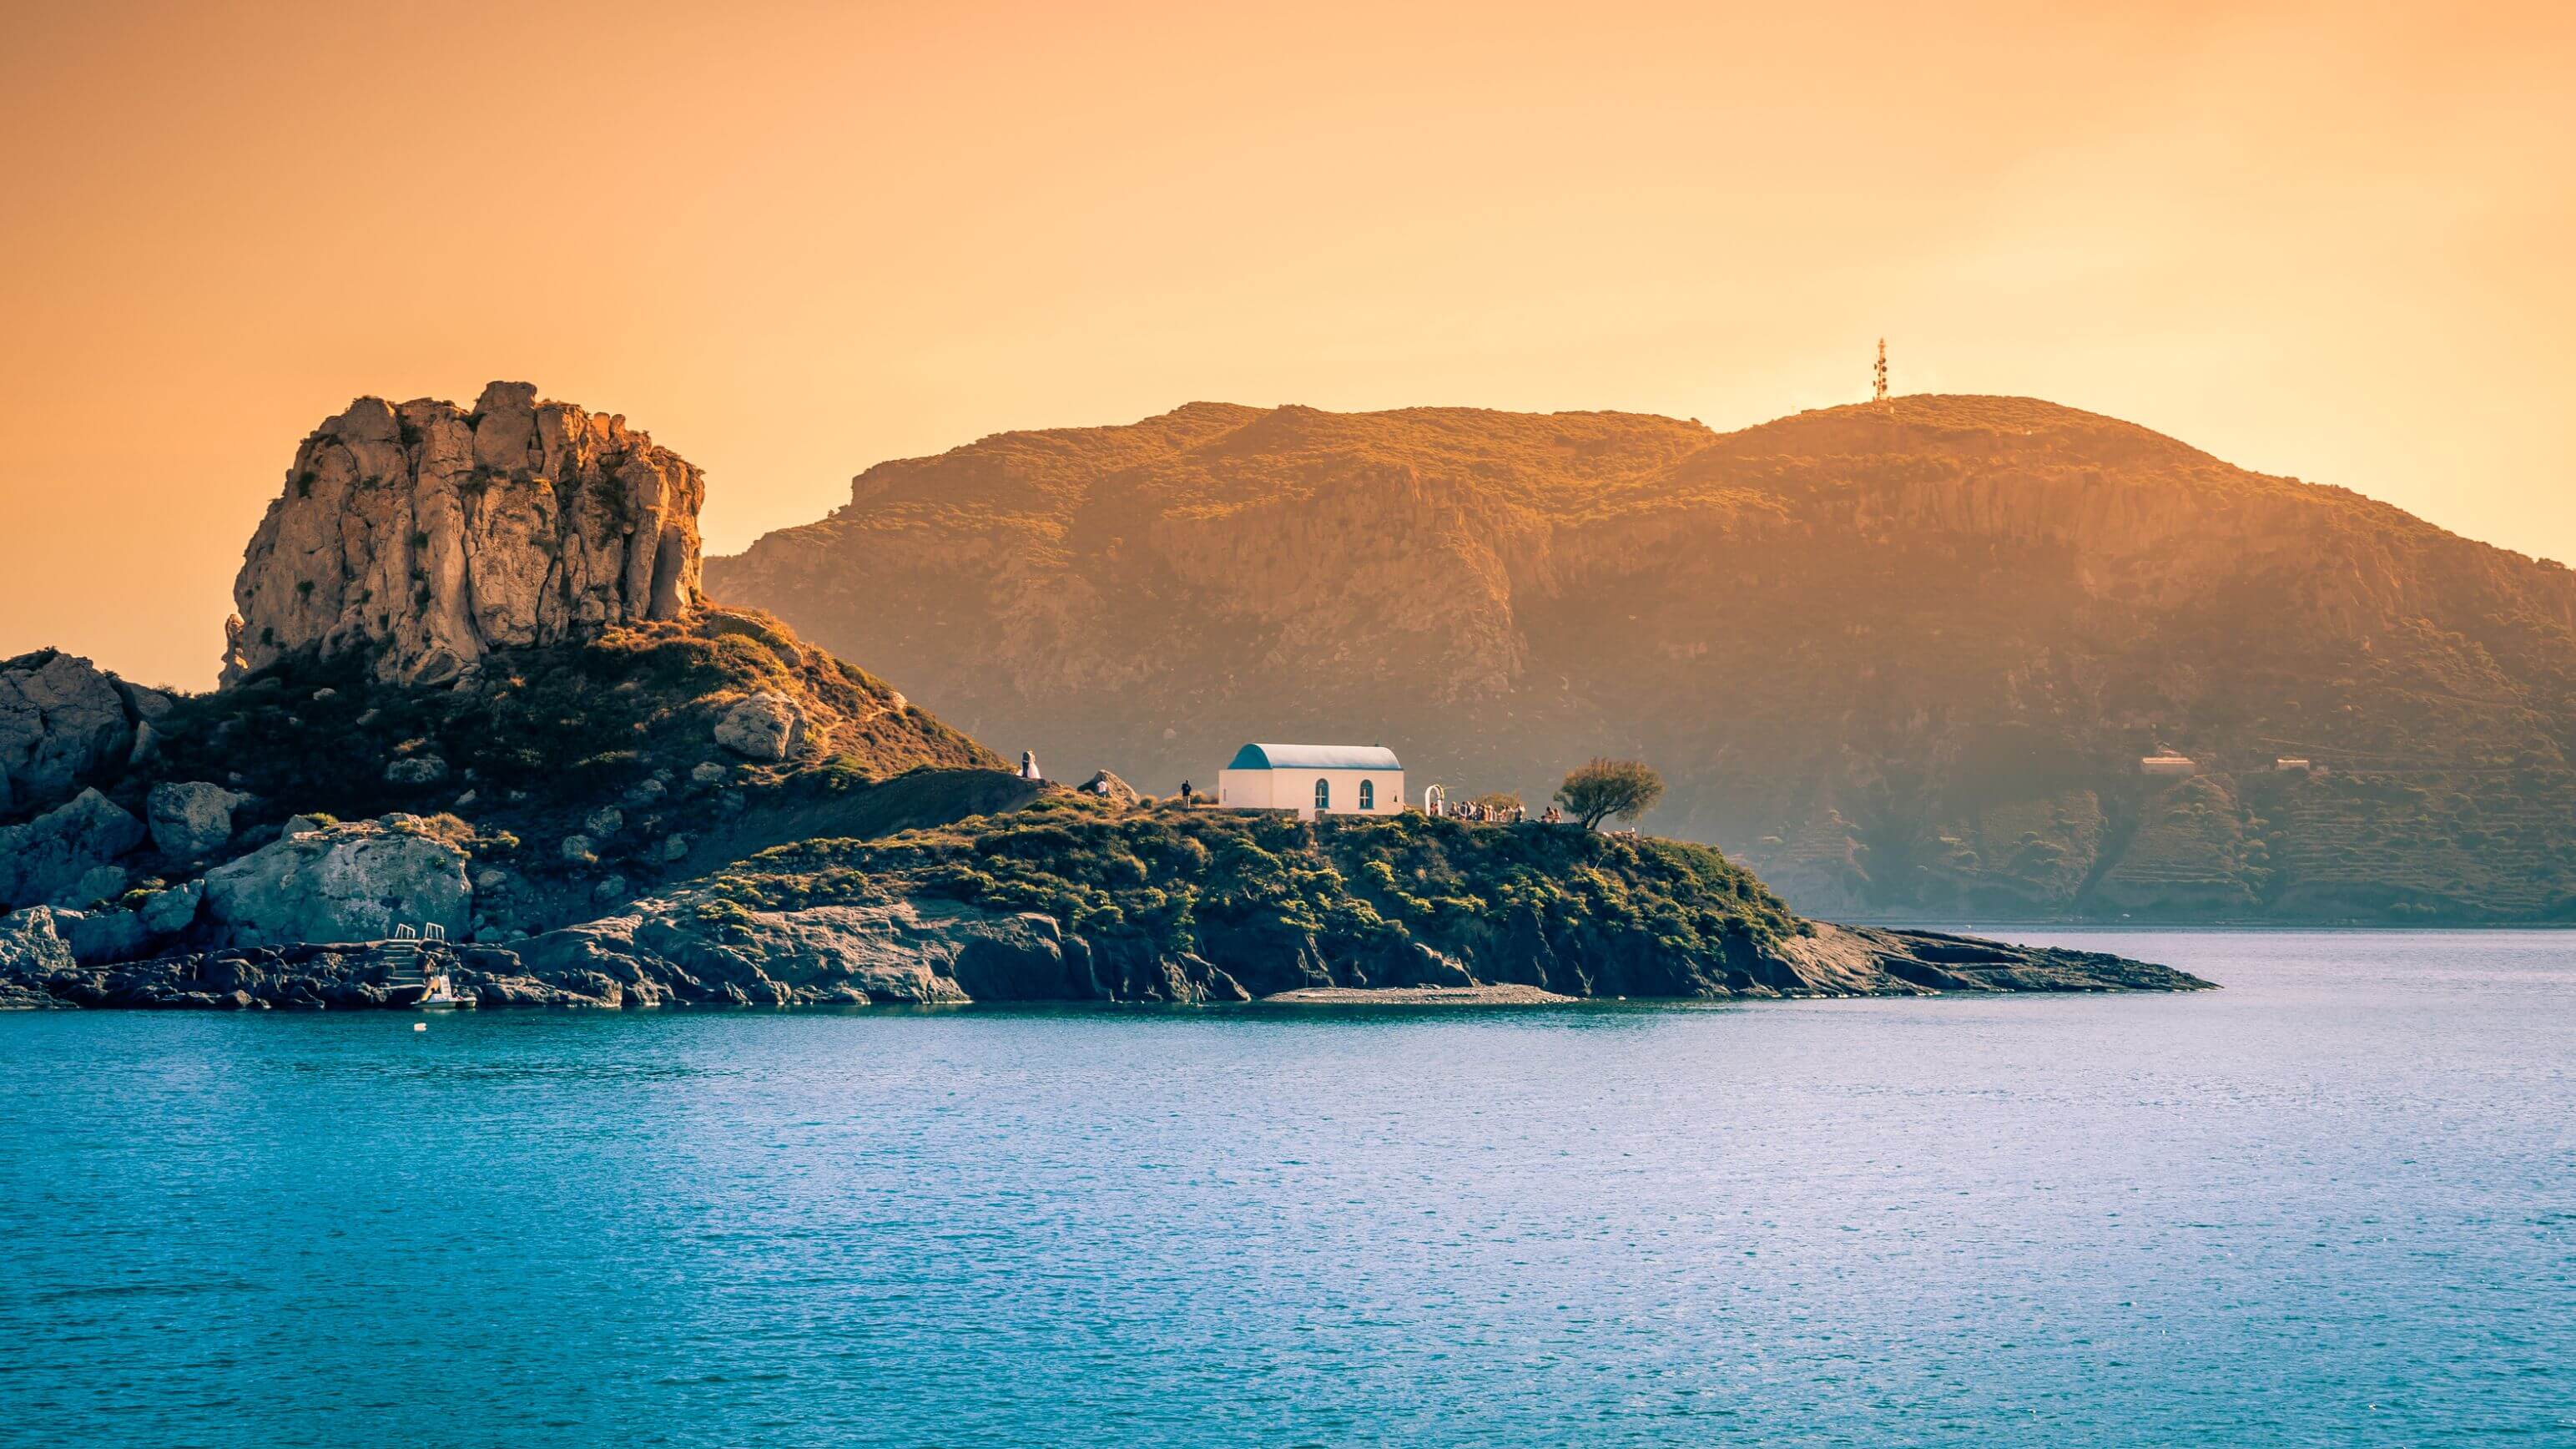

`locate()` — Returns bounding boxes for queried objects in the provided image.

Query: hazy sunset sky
[4,0,2571,688]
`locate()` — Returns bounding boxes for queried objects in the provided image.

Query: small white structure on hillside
[2140,750,2198,777]
[1218,743,1404,820]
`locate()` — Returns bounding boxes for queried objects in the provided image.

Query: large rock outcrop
[507,898,1081,1007]
[0,789,144,909]
[48,880,203,967]
[222,381,706,688]
[713,690,807,760]
[201,816,471,947]
[0,649,170,819]
[146,781,248,861]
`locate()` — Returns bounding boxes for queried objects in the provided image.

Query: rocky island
[0,383,2209,1009]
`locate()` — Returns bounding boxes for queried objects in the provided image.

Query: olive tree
[1554,758,1664,830]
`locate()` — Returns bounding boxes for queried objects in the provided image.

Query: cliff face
[708,395,2576,923]
[223,381,705,687]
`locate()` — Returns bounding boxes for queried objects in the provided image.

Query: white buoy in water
[413,1022,427,1032]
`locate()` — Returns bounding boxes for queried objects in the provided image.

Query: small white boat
[418,973,476,1009]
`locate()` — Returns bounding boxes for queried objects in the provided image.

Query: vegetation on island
[67,608,1006,930]
[147,608,991,816]
[1555,759,1666,830]
[695,791,1804,967]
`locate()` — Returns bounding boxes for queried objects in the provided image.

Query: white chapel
[1216,744,1404,819]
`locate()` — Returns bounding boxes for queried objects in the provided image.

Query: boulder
[63,864,127,909]
[0,650,139,818]
[60,907,149,966]
[220,381,707,688]
[690,761,729,786]
[560,834,597,864]
[137,879,204,936]
[713,691,805,760]
[0,789,146,909]
[116,679,174,735]
[147,780,249,860]
[23,885,199,972]
[385,755,448,785]
[125,718,163,768]
[584,805,623,837]
[1079,769,1141,806]
[201,818,471,947]
[0,906,76,972]
[0,906,78,1002]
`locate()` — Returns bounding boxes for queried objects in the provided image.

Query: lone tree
[1555,758,1665,830]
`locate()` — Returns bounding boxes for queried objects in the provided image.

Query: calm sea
[1,930,2568,1446]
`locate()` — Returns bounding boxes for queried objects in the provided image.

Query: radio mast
[1873,339,1889,406]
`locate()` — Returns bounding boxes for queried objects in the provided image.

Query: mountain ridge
[709,392,2576,922]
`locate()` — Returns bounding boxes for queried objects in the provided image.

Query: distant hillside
[708,395,2576,923]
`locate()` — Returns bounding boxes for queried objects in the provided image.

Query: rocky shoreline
[0,902,2211,1012]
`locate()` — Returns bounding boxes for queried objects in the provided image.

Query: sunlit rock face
[223,381,705,688]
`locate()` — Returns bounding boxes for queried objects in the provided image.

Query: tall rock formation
[222,381,705,687]
[708,395,2576,923]
[0,379,993,939]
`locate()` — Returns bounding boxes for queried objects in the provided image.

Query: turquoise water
[1,931,2569,1446]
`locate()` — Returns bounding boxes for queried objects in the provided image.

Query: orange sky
[4,0,2571,689]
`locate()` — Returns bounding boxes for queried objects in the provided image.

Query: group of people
[1432,799,1562,825]
[1157,776,1565,825]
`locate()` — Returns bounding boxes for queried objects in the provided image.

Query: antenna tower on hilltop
[1873,338,1889,406]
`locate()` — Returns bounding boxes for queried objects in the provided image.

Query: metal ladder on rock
[383,922,446,992]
